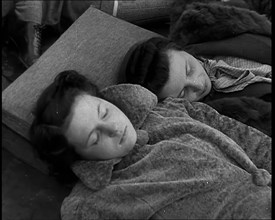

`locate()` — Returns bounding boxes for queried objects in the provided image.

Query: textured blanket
[61,84,271,219]
[169,0,271,47]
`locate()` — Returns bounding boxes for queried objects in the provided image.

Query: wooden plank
[2,76,11,91]
[2,124,48,174]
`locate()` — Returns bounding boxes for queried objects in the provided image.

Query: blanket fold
[169,2,271,47]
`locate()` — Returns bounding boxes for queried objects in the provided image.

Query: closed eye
[89,131,99,146]
[99,103,108,119]
[92,132,99,145]
[178,88,185,98]
[101,108,108,119]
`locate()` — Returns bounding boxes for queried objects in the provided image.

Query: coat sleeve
[168,98,271,174]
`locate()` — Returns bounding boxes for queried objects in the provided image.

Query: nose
[98,122,120,137]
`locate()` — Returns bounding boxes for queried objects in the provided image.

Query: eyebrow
[97,102,100,116]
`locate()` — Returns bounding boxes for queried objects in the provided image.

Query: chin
[126,140,136,151]
[197,88,209,101]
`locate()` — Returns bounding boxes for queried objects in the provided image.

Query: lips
[200,84,206,97]
[119,126,127,144]
[197,78,207,98]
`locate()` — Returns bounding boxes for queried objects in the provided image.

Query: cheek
[199,65,209,80]
[126,128,137,144]
[195,68,208,87]
[85,142,116,160]
[169,80,185,98]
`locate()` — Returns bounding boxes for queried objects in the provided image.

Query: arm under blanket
[160,97,271,174]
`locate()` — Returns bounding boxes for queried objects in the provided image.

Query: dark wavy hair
[124,37,183,97]
[29,70,100,184]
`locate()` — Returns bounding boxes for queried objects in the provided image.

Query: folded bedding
[184,34,272,65]
[169,1,272,64]
[61,84,271,219]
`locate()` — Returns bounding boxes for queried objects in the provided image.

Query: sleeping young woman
[121,37,272,136]
[29,70,271,219]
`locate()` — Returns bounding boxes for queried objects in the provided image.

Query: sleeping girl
[30,70,271,219]
[121,37,272,136]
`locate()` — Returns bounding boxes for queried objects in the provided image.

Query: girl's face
[158,49,212,101]
[63,93,137,160]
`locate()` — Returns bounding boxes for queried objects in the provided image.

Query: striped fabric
[201,56,271,93]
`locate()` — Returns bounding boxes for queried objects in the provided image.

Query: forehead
[62,94,99,147]
[166,50,189,79]
[157,50,187,98]
[166,49,188,65]
[72,93,98,113]
[62,94,98,129]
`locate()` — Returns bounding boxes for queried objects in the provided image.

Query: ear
[100,84,158,129]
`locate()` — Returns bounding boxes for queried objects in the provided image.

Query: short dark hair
[29,70,100,184]
[124,37,183,96]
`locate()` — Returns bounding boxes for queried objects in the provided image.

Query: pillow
[2,6,160,140]
[99,0,172,24]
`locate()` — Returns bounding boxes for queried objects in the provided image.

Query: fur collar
[100,84,158,130]
[169,1,271,46]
